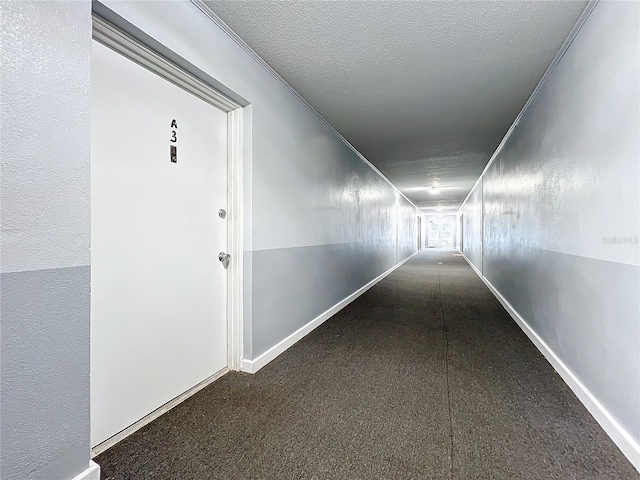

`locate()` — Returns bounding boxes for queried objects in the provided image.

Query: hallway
[95,250,637,479]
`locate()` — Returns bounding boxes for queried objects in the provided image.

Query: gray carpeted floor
[95,250,638,479]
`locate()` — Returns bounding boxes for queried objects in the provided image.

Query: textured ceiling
[205,0,587,213]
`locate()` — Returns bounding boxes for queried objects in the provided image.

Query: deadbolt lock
[218,209,227,219]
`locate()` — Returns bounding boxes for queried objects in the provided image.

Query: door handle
[218,252,230,269]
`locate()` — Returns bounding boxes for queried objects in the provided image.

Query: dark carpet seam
[438,268,454,480]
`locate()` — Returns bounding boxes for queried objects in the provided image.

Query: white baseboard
[71,461,100,480]
[460,253,640,472]
[462,253,483,278]
[241,250,421,374]
[91,367,229,457]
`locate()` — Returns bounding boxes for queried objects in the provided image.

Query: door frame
[459,213,464,252]
[93,14,243,371]
[91,11,244,437]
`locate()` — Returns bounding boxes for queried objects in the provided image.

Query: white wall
[460,1,640,467]
[99,0,421,361]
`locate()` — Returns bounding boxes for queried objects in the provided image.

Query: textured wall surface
[0,3,91,273]
[397,194,419,262]
[0,1,92,479]
[461,0,640,449]
[101,0,420,360]
[460,180,483,271]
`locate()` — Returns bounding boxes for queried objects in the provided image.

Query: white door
[90,39,228,447]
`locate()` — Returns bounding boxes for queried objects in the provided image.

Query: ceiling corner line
[189,0,422,214]
[457,0,599,212]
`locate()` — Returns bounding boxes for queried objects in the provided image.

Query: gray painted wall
[102,0,421,360]
[460,0,640,449]
[0,1,92,479]
[397,195,419,261]
[460,180,483,270]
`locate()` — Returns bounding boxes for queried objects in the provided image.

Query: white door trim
[92,16,240,113]
[90,13,245,453]
[226,107,244,371]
